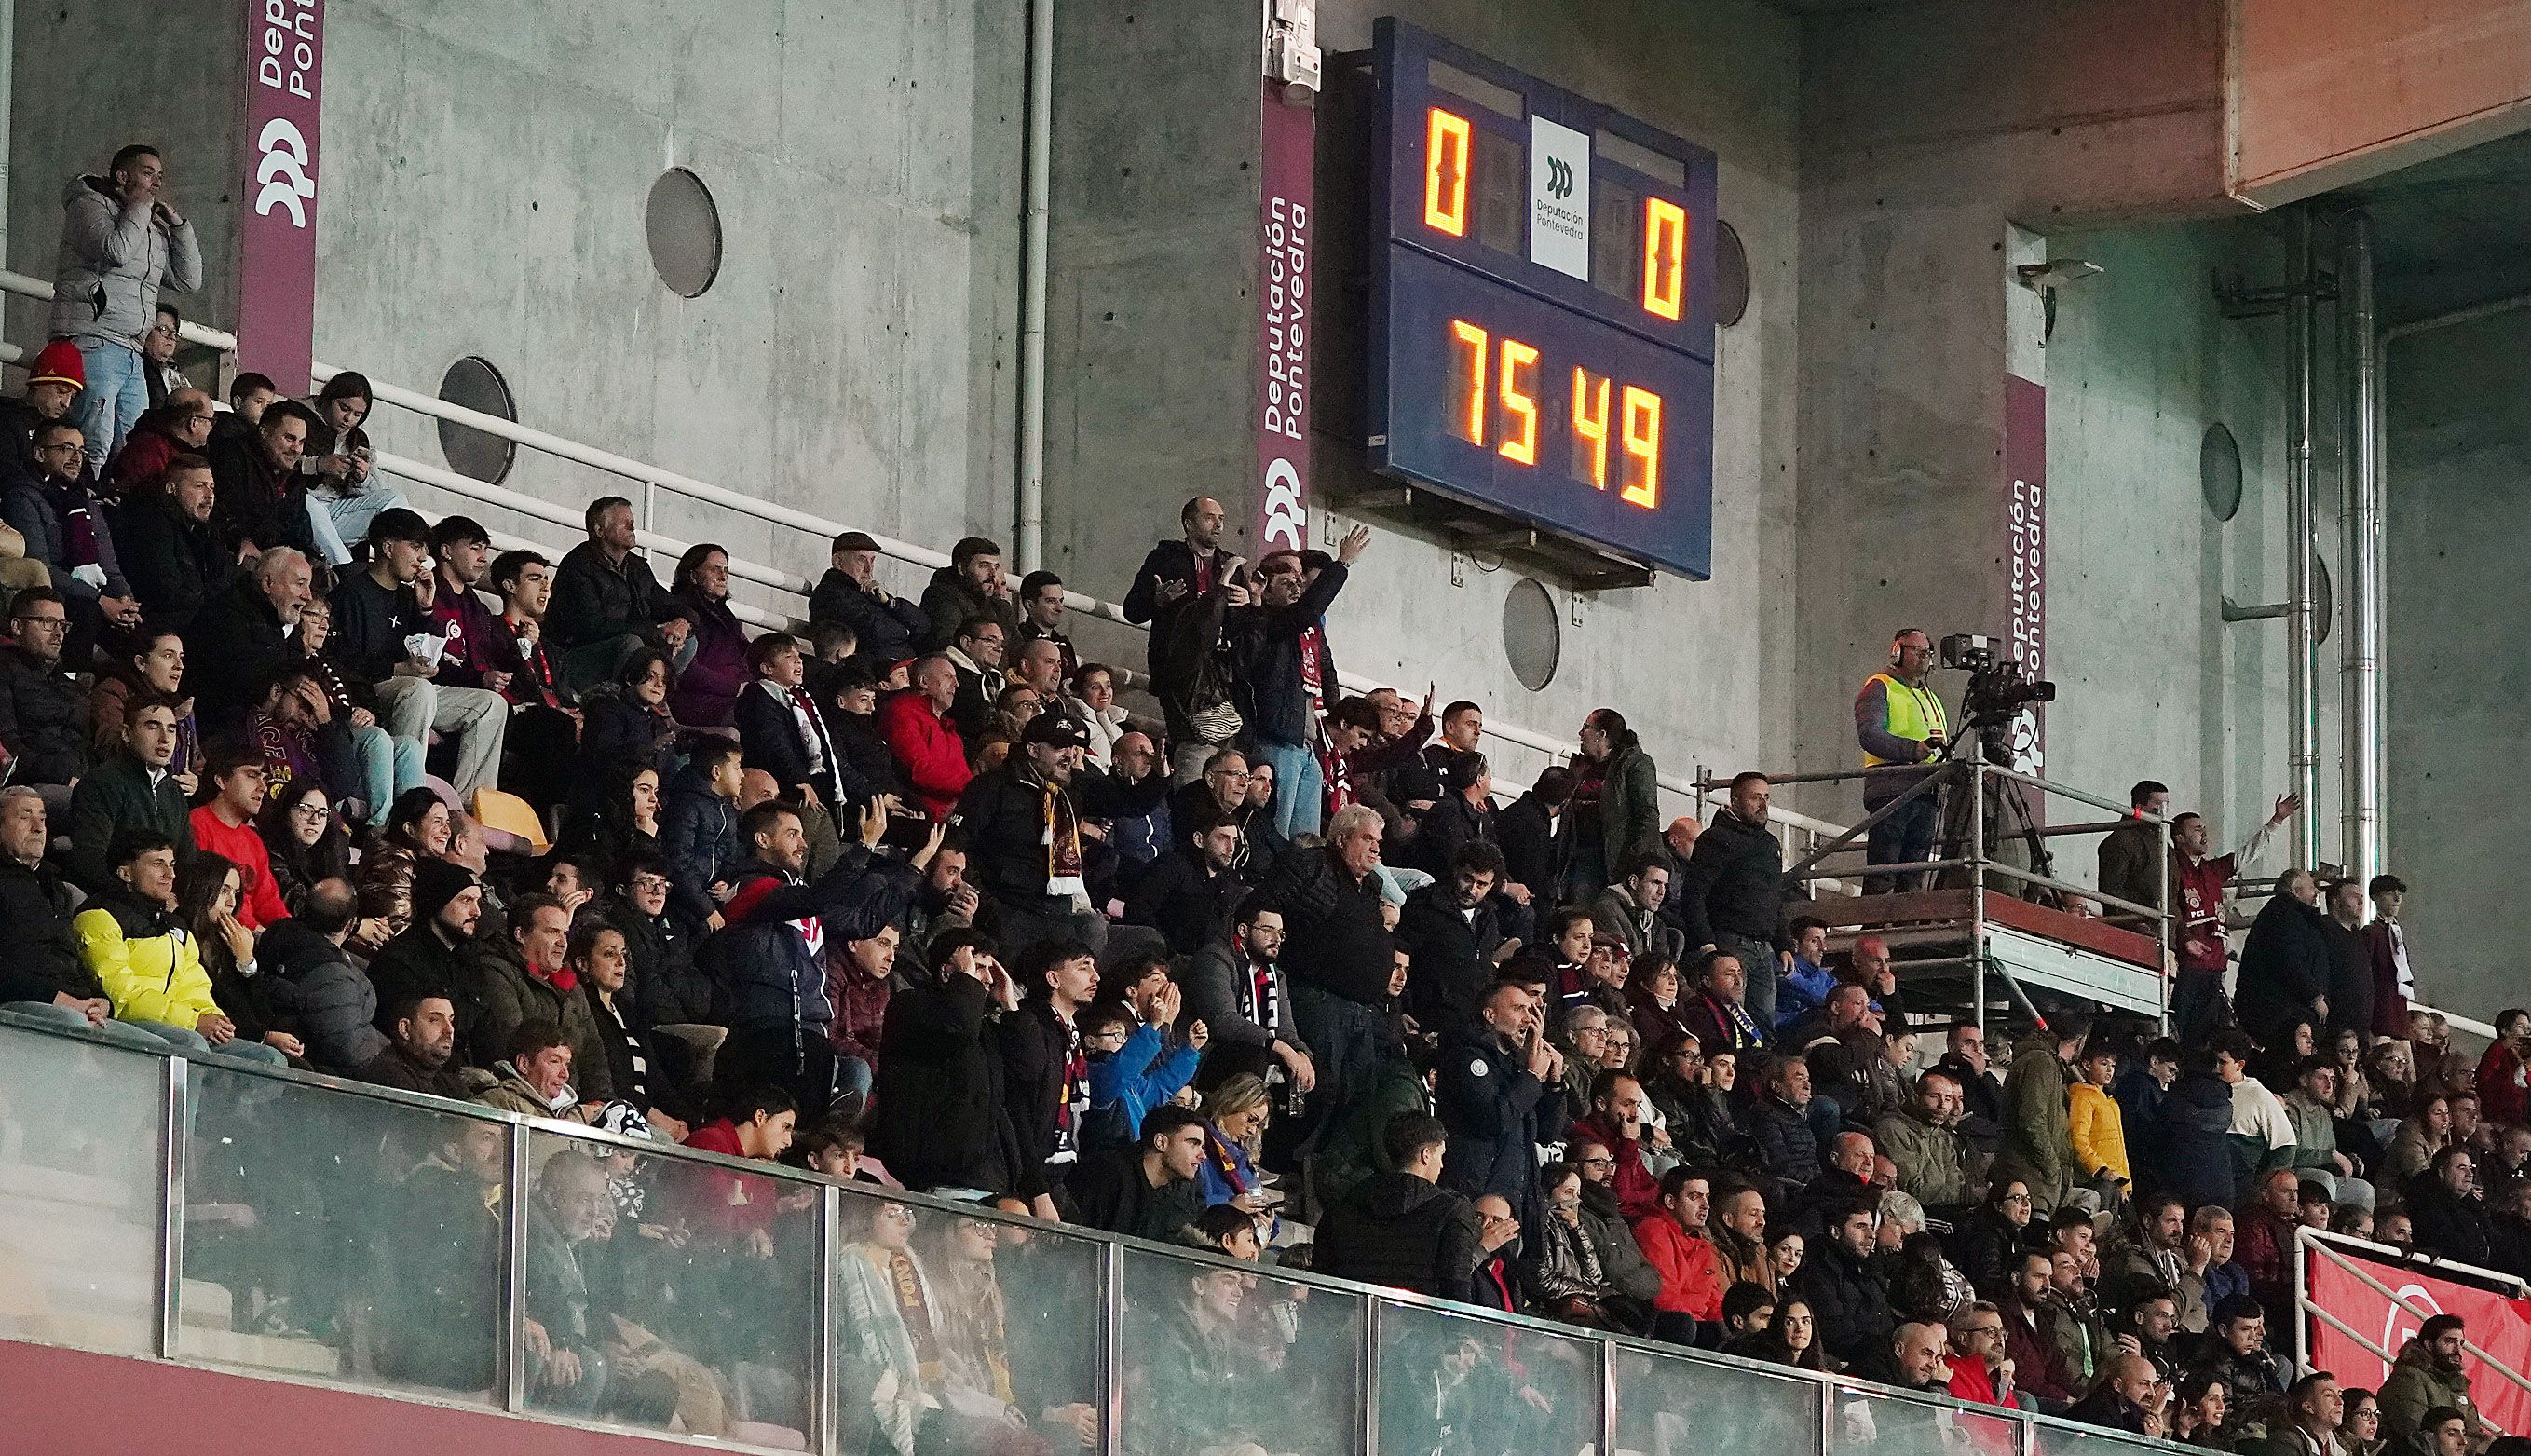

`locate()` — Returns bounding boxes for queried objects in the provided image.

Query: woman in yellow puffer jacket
[2068,1039,2131,1193]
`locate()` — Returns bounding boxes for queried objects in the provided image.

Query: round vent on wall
[646,167,723,298]
[436,356,518,484]
[1715,219,1750,328]
[1503,578,1561,692]
[2200,422,2243,522]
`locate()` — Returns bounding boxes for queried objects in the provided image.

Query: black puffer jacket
[1749,1093,1824,1189]
[1396,880,1502,1034]
[2236,893,2333,1041]
[869,973,1044,1201]
[1792,1234,1895,1368]
[546,540,673,652]
[1314,1169,1482,1300]
[1253,842,1393,1006]
[0,643,87,786]
[0,854,100,1004]
[1671,805,1788,951]
[607,903,714,1030]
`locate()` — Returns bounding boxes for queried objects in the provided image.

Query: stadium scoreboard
[1368,19,1718,580]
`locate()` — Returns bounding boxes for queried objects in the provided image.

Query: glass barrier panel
[1615,1341,1825,1456]
[522,1126,819,1446]
[176,1061,501,1398]
[2037,1419,2174,1456]
[0,1023,165,1355]
[1376,1297,1602,1456]
[1116,1243,1366,1456]
[832,1185,1114,1455]
[1827,1381,2025,1456]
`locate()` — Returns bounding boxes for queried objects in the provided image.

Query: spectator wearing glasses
[0,340,85,485]
[5,416,142,642]
[115,450,230,633]
[48,143,203,460]
[138,303,186,407]
[0,586,88,809]
[942,614,1009,750]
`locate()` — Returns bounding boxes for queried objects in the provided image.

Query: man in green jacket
[65,697,192,893]
[1991,1019,2085,1213]
[1875,1067,1979,1210]
[469,892,609,1102]
[2378,1318,2490,1454]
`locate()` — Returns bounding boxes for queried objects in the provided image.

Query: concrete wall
[2384,308,2531,1022]
[11,0,1027,608]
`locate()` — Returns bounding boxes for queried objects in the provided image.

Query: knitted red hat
[28,339,83,390]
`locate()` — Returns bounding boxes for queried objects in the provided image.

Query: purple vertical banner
[2003,372,2048,782]
[1256,81,1313,554]
[238,0,326,393]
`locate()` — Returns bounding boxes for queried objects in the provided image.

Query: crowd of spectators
[5,140,2525,1456]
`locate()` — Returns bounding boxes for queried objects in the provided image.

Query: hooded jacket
[1671,805,1789,952]
[262,916,386,1074]
[2377,1336,2486,1450]
[75,887,217,1029]
[1876,1102,1977,1208]
[1314,1169,1483,1300]
[48,173,202,349]
[1792,1231,1897,1368]
[658,765,739,928]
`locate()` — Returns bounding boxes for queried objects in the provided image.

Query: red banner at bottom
[2306,1241,2531,1431]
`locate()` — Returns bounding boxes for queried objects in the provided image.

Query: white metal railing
[2295,1227,2531,1433]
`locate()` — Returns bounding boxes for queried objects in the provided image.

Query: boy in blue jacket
[1082,999,1207,1151]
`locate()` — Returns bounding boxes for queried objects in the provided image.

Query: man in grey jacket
[48,145,202,460]
[1184,898,1315,1096]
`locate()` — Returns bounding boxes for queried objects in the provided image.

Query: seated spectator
[1680,948,1767,1060]
[110,370,208,479]
[2407,1146,2493,1266]
[1749,1052,1824,1194]
[1631,1166,1727,1340]
[116,449,230,633]
[1878,1068,1977,1212]
[918,535,1016,654]
[258,777,353,919]
[88,625,199,782]
[378,1116,505,1391]
[331,507,508,799]
[1945,1301,2014,1406]
[177,850,306,1063]
[1593,851,1685,964]
[734,631,845,816]
[473,549,578,803]
[0,586,88,804]
[1736,1292,1830,1371]
[941,615,1008,749]
[2377,1316,2487,1453]
[548,495,687,692]
[476,1021,583,1119]
[521,1148,705,1431]
[660,736,742,930]
[2066,1354,2164,1436]
[65,695,193,892]
[952,711,1109,960]
[259,876,380,1074]
[2284,1055,2374,1207]
[809,529,926,671]
[899,834,977,953]
[816,659,907,813]
[662,543,746,728]
[1122,1259,1287,1456]
[1568,1069,1663,1221]
[1083,1000,1204,1150]
[183,546,311,740]
[5,417,143,646]
[1316,1111,1488,1300]
[1184,896,1313,1093]
[200,371,272,499]
[356,785,452,938]
[608,853,714,1032]
[1192,1073,1279,1215]
[279,596,422,820]
[301,373,409,558]
[1795,1200,1896,1371]
[1123,810,1246,956]
[1069,1102,1210,1240]
[186,742,289,929]
[0,785,169,1042]
[1166,747,1254,877]
[1998,1250,2077,1406]
[1064,661,1127,771]
[575,648,679,805]
[473,892,607,1102]
[879,653,970,819]
[356,988,469,1098]
[555,758,662,900]
[210,398,333,563]
[0,341,84,483]
[75,832,285,1063]
[825,920,900,1097]
[2192,1294,2288,1413]
[419,515,502,692]
[367,859,484,1050]
[868,929,1052,1214]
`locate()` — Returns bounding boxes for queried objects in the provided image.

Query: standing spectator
[2069,1036,2130,1198]
[2097,779,2170,915]
[1436,978,1566,1228]
[2238,871,2334,1045]
[1397,841,1510,1037]
[662,543,748,728]
[185,742,289,929]
[1241,527,1368,838]
[2235,1167,2301,1332]
[209,399,333,564]
[1558,706,1660,902]
[879,654,970,819]
[1255,802,1394,1116]
[2320,876,2378,1045]
[75,833,283,1062]
[116,451,230,633]
[869,930,1053,1215]
[809,529,926,670]
[1314,1112,1489,1300]
[331,508,509,799]
[185,545,313,736]
[1855,628,1949,891]
[548,496,688,692]
[65,697,193,893]
[998,936,1100,1204]
[2364,874,2416,1042]
[608,854,714,1032]
[1123,496,1235,766]
[1494,763,1571,905]
[1877,1068,1977,1211]
[1673,770,1790,1028]
[917,535,1016,653]
[733,631,846,817]
[1990,1019,2083,1213]
[0,587,88,807]
[2170,797,2297,1041]
[48,144,202,459]
[950,711,1106,959]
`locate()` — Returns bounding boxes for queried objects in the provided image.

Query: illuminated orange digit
[1642,197,1687,320]
[1448,320,1489,445]
[1425,109,1472,238]
[1497,339,1540,466]
[1620,386,1662,508]
[1571,368,1611,488]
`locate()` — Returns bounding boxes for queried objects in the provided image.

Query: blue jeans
[1865,788,1940,892]
[348,722,426,819]
[1258,735,1323,840]
[72,337,150,460]
[4,1000,190,1052]
[311,483,412,563]
[131,1019,289,1066]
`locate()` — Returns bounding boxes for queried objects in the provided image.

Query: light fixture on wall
[2016,257,2103,344]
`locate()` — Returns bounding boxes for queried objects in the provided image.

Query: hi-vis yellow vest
[1862,672,1949,767]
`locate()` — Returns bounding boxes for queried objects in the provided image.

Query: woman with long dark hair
[578,647,680,809]
[259,777,351,914]
[358,786,454,939]
[1558,705,1658,902]
[179,851,305,1062]
[665,543,749,728]
[560,760,663,887]
[88,626,203,782]
[1739,1293,1832,1371]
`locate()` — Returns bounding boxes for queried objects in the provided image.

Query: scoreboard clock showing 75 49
[1368,19,1720,581]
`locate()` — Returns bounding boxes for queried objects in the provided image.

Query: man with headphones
[1855,628,1950,891]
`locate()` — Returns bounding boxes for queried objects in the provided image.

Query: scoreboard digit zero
[1368,20,1719,580]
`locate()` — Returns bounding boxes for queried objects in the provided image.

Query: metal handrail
[0,1007,2204,1456]
[2296,1227,2531,1435]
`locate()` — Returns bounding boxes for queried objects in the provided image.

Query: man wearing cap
[810,529,928,673]
[366,858,488,1055]
[48,143,202,459]
[0,341,86,485]
[948,711,1108,963]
